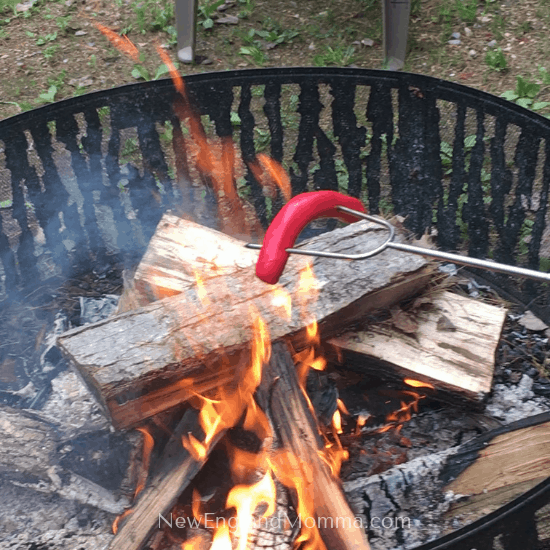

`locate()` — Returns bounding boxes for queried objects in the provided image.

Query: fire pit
[1,67,550,550]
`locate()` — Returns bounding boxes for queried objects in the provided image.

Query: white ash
[40,371,109,437]
[486,374,550,423]
[0,478,113,550]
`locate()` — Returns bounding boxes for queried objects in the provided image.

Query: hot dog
[256,191,366,284]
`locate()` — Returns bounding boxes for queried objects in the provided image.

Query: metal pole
[175,0,197,63]
[245,205,550,283]
[382,0,411,70]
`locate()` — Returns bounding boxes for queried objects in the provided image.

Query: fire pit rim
[1,67,550,136]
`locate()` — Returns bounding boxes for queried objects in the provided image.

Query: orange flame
[155,43,186,96]
[112,508,133,534]
[404,378,435,389]
[193,268,211,307]
[270,287,292,320]
[134,426,154,498]
[355,413,369,435]
[181,312,270,465]
[181,535,202,550]
[268,450,326,550]
[93,22,140,62]
[248,153,292,202]
[228,444,269,484]
[191,488,208,528]
[226,473,277,550]
[331,409,343,434]
[337,398,350,416]
[210,524,231,550]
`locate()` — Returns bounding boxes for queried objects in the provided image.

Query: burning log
[256,341,371,550]
[328,291,507,406]
[0,404,134,514]
[58,216,433,429]
[109,407,227,550]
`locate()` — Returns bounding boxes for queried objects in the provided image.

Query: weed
[538,66,550,85]
[237,0,255,19]
[491,13,505,41]
[97,106,110,124]
[73,86,89,97]
[240,45,266,65]
[37,85,58,104]
[409,0,421,15]
[518,219,535,256]
[120,137,139,164]
[36,32,57,46]
[455,0,478,23]
[254,127,270,151]
[230,111,241,127]
[313,45,356,66]
[159,121,174,144]
[252,18,301,46]
[335,159,348,191]
[164,25,177,46]
[43,44,59,60]
[88,54,97,69]
[237,19,299,54]
[501,76,550,111]
[131,63,173,81]
[517,21,532,35]
[134,0,174,34]
[48,69,66,90]
[0,0,18,14]
[56,15,71,32]
[485,47,507,72]
[438,3,453,24]
[198,0,224,29]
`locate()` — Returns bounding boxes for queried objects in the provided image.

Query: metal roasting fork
[245,205,550,283]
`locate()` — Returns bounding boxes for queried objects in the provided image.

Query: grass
[0,0,548,123]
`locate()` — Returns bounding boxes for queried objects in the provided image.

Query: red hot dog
[256,191,366,284]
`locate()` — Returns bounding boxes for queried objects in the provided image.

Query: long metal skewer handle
[245,206,550,283]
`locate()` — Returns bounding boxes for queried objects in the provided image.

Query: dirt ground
[0,0,550,121]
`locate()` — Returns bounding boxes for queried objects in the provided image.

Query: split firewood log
[58,215,433,429]
[328,290,507,406]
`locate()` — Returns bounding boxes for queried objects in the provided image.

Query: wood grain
[328,291,506,403]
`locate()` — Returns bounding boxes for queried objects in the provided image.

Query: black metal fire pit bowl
[1,68,549,549]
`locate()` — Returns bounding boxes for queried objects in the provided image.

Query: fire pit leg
[175,0,197,63]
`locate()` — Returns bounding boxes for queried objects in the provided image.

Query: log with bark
[58,216,433,429]
[328,291,507,406]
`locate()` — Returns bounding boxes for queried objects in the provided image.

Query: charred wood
[109,407,227,550]
[0,404,134,514]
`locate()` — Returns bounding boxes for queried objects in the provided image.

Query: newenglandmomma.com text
[159,513,411,531]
